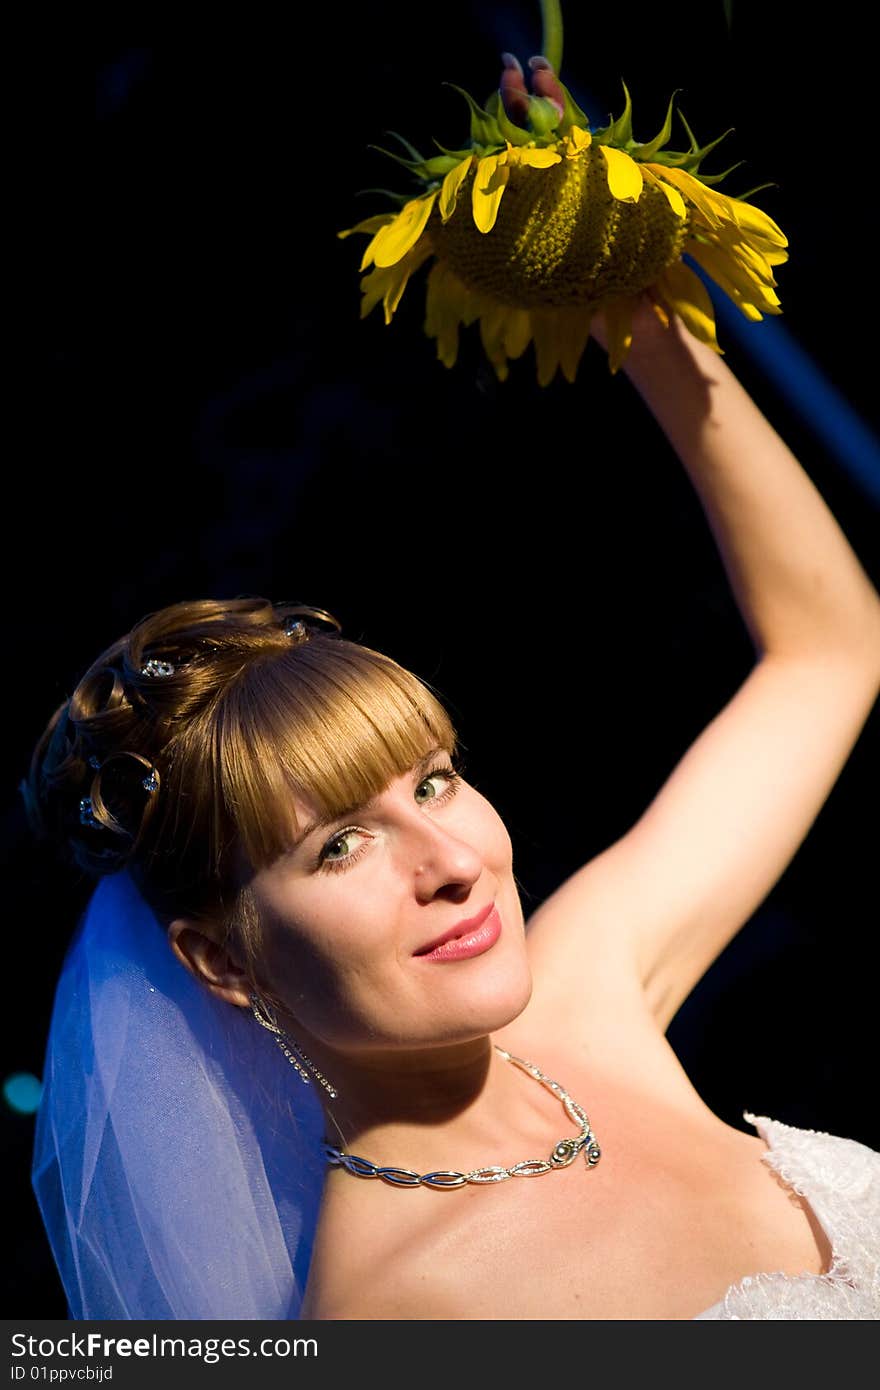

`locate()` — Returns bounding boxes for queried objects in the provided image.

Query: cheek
[476,794,515,867]
[255,901,356,1021]
[257,909,403,1049]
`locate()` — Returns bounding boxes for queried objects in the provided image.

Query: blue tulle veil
[32,870,325,1319]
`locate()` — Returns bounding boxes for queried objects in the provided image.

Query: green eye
[415,766,460,802]
[316,762,464,875]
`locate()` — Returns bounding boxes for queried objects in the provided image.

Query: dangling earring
[249,993,338,1100]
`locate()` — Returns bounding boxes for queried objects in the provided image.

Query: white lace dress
[693,1113,880,1319]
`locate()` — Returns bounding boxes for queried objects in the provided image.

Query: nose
[406,809,484,898]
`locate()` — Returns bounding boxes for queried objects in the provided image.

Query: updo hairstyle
[23,596,458,984]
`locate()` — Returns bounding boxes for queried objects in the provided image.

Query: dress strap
[742,1109,880,1274]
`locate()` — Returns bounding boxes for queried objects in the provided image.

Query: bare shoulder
[303,1266,470,1321]
[300,1206,475,1320]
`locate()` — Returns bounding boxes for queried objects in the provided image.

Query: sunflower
[340,5,787,384]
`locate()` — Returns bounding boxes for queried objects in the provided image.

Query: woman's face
[246,747,532,1057]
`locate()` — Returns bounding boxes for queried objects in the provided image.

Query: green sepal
[367,144,462,183]
[593,80,634,145]
[554,76,592,135]
[645,126,736,174]
[692,159,744,186]
[385,130,427,163]
[585,77,741,192]
[420,153,466,176]
[648,145,719,170]
[631,90,681,160]
[432,136,488,160]
[728,180,777,201]
[443,83,503,147]
[527,95,563,136]
[674,113,735,172]
[368,144,429,174]
[485,89,534,146]
[447,82,574,143]
[677,109,702,154]
[354,187,413,208]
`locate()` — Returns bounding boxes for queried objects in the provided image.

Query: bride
[28,308,880,1319]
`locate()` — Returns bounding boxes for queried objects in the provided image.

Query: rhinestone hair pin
[79,745,160,840]
[139,613,323,677]
[278,605,343,639]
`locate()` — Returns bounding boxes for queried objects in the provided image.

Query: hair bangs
[220,639,458,870]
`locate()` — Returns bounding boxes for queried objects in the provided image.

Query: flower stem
[539,0,564,74]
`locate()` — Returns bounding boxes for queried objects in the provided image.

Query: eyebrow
[291,747,447,849]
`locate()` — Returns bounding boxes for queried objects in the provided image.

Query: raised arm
[526,306,880,1030]
[620,305,880,663]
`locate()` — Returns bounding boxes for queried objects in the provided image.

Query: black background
[6,2,878,1315]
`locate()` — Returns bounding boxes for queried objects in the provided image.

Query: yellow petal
[424,263,461,368]
[338,213,396,241]
[472,154,508,233]
[677,176,788,255]
[479,304,514,381]
[641,166,687,219]
[439,156,473,223]
[565,126,592,156]
[478,304,535,381]
[602,299,634,374]
[718,234,781,295]
[359,265,395,321]
[483,162,512,195]
[359,241,433,325]
[366,193,437,270]
[424,263,482,368]
[599,145,644,203]
[755,242,789,268]
[655,262,722,353]
[555,308,593,384]
[359,221,392,271]
[652,165,727,228]
[503,308,532,361]
[651,298,671,329]
[720,222,788,268]
[688,239,781,314]
[726,198,787,249]
[530,311,563,387]
[383,243,433,322]
[525,307,592,385]
[511,145,562,168]
[686,238,754,295]
[686,242,772,320]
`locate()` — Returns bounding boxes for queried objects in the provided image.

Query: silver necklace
[322,1044,602,1188]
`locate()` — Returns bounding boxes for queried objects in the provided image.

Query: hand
[589,292,686,372]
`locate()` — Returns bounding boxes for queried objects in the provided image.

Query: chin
[445,950,535,1042]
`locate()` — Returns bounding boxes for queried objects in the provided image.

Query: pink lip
[414,904,501,962]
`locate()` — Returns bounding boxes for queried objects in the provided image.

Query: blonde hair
[23,596,459,981]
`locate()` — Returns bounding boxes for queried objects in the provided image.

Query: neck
[285,1026,572,1177]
